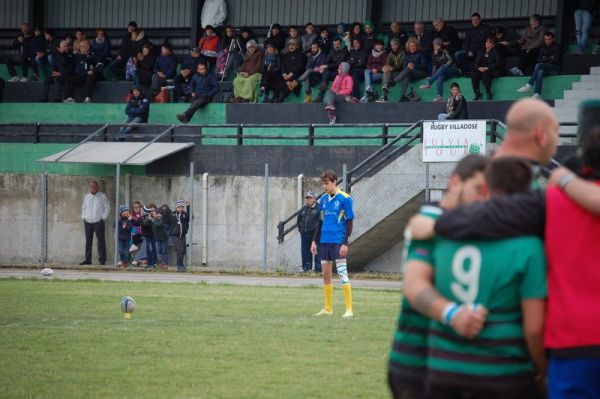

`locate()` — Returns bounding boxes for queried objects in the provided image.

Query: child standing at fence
[170,200,190,272]
[141,204,157,269]
[117,205,132,268]
[152,204,171,270]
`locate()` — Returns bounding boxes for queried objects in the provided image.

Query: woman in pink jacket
[324,62,354,113]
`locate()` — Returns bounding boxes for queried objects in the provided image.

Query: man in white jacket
[80,180,110,265]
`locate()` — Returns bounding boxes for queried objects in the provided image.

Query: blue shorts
[548,356,600,399]
[318,243,345,261]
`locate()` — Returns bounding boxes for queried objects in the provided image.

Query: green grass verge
[0,279,400,398]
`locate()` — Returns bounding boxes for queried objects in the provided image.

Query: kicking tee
[428,236,547,391]
[318,189,354,244]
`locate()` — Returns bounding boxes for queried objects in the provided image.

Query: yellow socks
[315,283,334,316]
[342,284,353,318]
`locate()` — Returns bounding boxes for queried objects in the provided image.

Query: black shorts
[318,243,344,261]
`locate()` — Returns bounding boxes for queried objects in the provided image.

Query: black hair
[544,31,554,38]
[453,155,488,181]
[530,14,542,22]
[471,12,481,18]
[375,39,385,46]
[450,82,460,90]
[128,21,138,28]
[332,37,342,43]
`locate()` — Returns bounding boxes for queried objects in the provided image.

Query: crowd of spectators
[2,11,591,111]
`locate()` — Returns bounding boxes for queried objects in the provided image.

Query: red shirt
[544,183,600,350]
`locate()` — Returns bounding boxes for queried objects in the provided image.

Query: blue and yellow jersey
[318,190,354,244]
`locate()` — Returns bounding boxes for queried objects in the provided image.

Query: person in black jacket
[517,32,561,98]
[68,40,96,103]
[0,77,4,103]
[438,82,468,120]
[297,192,321,272]
[470,37,502,100]
[119,86,150,136]
[40,40,74,102]
[259,43,284,102]
[432,18,462,55]
[347,38,369,99]
[105,21,138,80]
[455,12,491,74]
[264,23,286,52]
[169,200,190,272]
[6,23,37,82]
[278,39,306,101]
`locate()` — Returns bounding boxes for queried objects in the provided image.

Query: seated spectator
[298,41,326,103]
[362,39,387,102]
[335,22,347,45]
[119,86,149,136]
[231,39,263,103]
[217,26,243,78]
[419,38,459,101]
[133,43,156,86]
[182,47,207,73]
[574,0,595,54]
[283,26,301,54]
[324,62,354,116]
[494,25,520,57]
[471,37,502,100]
[348,22,364,48]
[40,40,74,102]
[517,32,561,98]
[316,37,349,102]
[301,23,318,53]
[69,40,96,103]
[239,26,257,52]
[432,18,461,55]
[173,66,193,102]
[511,14,546,76]
[41,30,59,70]
[395,38,428,102]
[198,25,220,69]
[455,12,490,74]
[438,82,468,120]
[176,63,219,123]
[363,20,387,52]
[317,27,332,54]
[387,21,408,50]
[31,27,46,80]
[379,38,404,102]
[130,28,149,57]
[411,21,434,53]
[72,29,88,54]
[105,21,138,80]
[347,38,369,99]
[279,39,307,101]
[0,77,5,102]
[264,23,286,52]
[6,23,37,82]
[91,29,111,76]
[151,43,178,97]
[259,43,284,102]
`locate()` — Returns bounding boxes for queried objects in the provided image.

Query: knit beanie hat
[364,20,374,30]
[175,200,186,208]
[340,62,350,74]
[141,206,151,215]
[119,205,129,215]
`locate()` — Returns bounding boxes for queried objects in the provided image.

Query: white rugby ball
[41,267,54,277]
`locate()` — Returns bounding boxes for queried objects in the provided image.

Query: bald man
[496,97,559,168]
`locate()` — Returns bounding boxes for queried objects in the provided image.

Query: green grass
[0,279,401,398]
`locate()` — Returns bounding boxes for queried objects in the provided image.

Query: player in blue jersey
[311,170,355,318]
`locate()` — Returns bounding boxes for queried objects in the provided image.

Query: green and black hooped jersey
[388,204,442,381]
[427,236,547,391]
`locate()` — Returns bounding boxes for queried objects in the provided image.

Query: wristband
[558,173,576,190]
[441,302,459,325]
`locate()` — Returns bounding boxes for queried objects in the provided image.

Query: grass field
[0,279,401,398]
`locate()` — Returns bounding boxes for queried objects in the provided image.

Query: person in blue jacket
[119,86,150,136]
[150,42,178,97]
[176,63,219,123]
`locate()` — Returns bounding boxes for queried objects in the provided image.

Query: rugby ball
[41,267,54,277]
[120,296,136,313]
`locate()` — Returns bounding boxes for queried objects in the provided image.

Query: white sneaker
[359,95,368,103]
[419,83,431,89]
[342,310,354,318]
[314,309,333,316]
[63,97,75,103]
[8,76,20,82]
[532,93,540,99]
[434,95,443,102]
[517,84,531,93]
[20,77,29,82]
[84,97,91,103]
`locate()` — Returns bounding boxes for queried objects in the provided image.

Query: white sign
[422,120,487,163]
